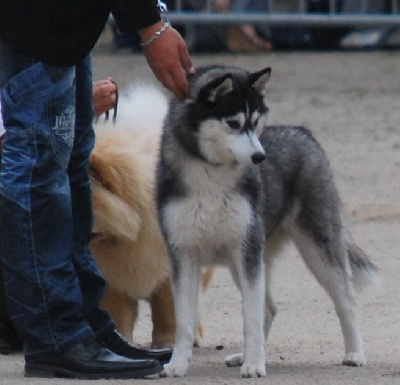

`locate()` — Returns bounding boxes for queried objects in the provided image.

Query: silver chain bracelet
[140,0,170,48]
[140,21,171,48]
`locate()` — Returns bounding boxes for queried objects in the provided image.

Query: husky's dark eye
[253,117,259,126]
[226,120,241,130]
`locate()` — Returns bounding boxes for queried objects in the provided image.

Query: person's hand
[92,78,118,117]
[139,22,195,100]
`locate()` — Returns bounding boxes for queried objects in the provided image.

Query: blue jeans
[0,40,114,361]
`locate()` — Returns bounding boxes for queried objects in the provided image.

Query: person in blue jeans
[0,0,194,379]
[0,78,117,356]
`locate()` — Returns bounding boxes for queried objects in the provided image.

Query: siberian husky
[156,65,378,378]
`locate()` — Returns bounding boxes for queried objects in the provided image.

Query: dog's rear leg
[224,250,266,378]
[101,288,138,343]
[263,231,287,343]
[294,234,366,367]
[150,278,176,348]
[194,268,215,347]
[161,252,201,377]
[264,255,277,343]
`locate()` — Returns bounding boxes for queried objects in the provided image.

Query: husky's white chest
[162,162,252,262]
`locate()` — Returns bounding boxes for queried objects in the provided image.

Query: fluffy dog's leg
[161,252,201,377]
[101,288,138,342]
[194,268,214,347]
[225,250,266,378]
[150,278,176,348]
[292,231,366,366]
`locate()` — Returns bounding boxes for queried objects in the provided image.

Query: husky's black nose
[251,152,266,164]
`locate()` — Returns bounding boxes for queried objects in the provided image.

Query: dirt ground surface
[1,34,399,384]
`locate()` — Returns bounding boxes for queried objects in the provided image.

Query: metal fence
[167,0,400,27]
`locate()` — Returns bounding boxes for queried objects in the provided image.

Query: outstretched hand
[139,22,195,100]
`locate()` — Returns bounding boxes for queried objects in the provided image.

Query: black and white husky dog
[156,65,378,378]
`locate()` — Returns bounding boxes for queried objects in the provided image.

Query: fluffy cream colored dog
[89,85,211,347]
[89,85,175,347]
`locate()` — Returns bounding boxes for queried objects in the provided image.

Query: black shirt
[0,0,161,66]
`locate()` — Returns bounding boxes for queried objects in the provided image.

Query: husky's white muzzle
[233,130,265,165]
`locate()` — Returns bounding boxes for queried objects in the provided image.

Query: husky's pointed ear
[199,74,234,103]
[249,67,271,96]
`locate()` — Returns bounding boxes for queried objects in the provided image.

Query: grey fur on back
[259,125,378,286]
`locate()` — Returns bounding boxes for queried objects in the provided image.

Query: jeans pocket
[0,88,36,209]
[46,86,75,168]
[1,89,35,161]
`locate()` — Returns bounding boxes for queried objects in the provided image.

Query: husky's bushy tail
[348,241,380,291]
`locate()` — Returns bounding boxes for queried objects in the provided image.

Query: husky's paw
[342,352,366,367]
[240,362,267,378]
[225,352,244,367]
[160,362,189,377]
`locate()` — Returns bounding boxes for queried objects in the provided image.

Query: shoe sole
[25,363,163,379]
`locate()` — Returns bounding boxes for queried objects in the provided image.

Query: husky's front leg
[241,278,267,378]
[225,249,266,378]
[161,251,201,377]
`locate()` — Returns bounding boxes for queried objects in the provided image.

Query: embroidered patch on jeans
[51,105,75,147]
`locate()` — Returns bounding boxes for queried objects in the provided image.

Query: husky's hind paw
[342,352,366,367]
[225,352,244,367]
[160,362,189,377]
[240,362,266,378]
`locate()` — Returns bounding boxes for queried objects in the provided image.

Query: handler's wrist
[139,21,171,48]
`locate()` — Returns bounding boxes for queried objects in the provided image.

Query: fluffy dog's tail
[116,83,168,133]
[348,242,380,291]
[96,82,168,146]
[91,83,168,240]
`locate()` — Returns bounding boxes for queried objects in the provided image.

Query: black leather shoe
[0,318,23,355]
[24,338,162,379]
[99,330,172,365]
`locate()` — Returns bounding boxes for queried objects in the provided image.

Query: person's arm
[138,21,194,100]
[112,1,194,99]
[111,0,161,33]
